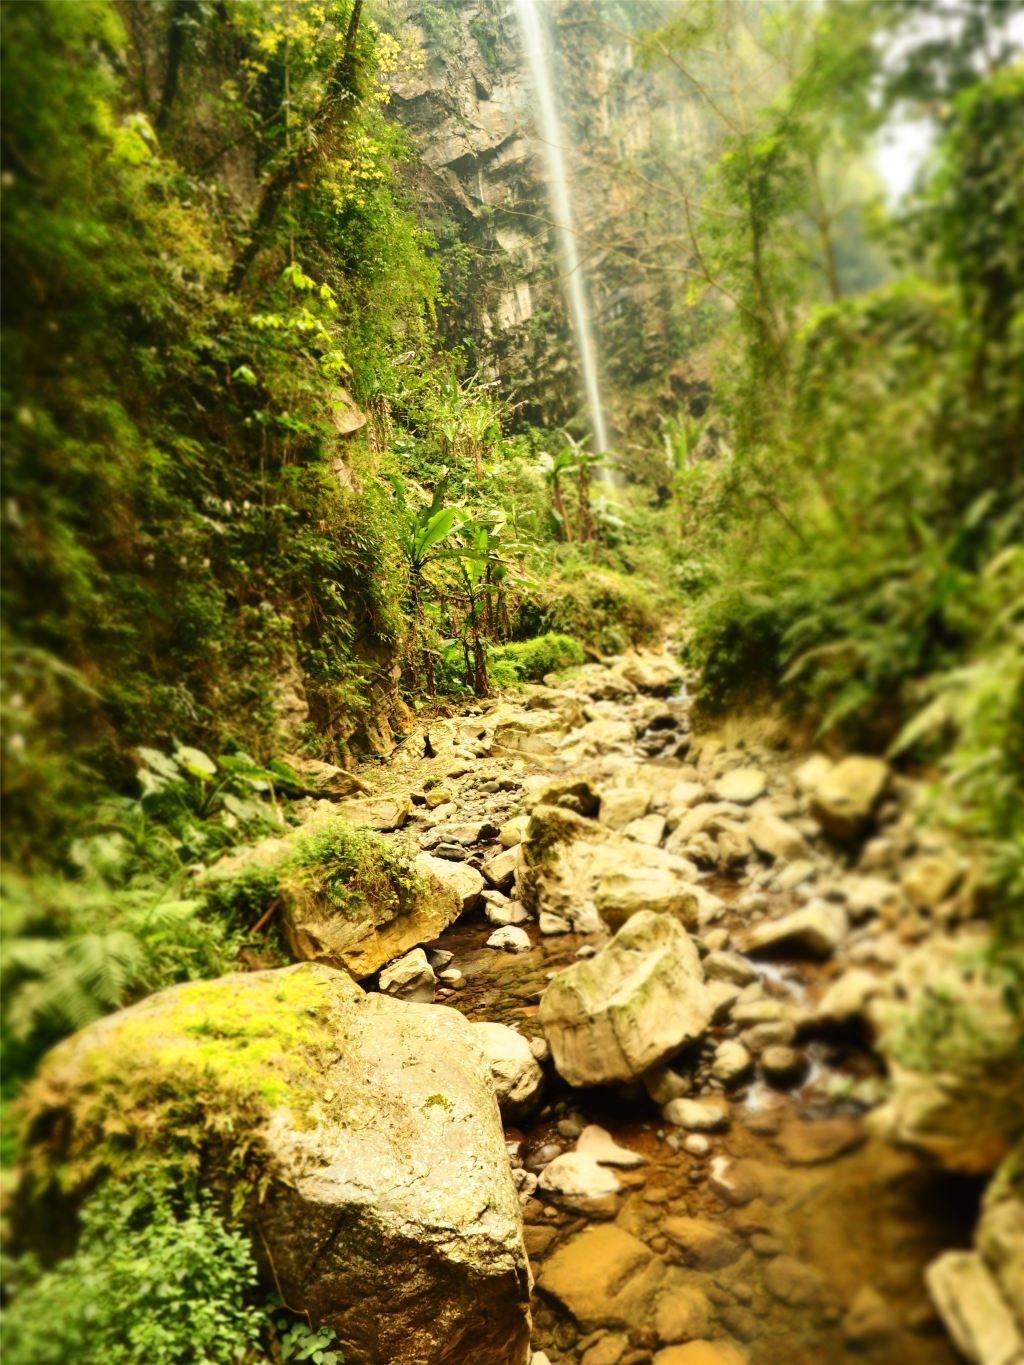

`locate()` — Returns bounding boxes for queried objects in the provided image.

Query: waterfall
[513,0,610,459]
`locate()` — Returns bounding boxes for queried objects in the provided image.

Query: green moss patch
[20,965,354,1201]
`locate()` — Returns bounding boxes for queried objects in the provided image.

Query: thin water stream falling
[513,0,611,461]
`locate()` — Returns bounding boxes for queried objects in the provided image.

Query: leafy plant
[2,1184,262,1365]
[277,1317,345,1364]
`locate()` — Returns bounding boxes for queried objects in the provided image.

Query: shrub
[489,633,585,684]
[537,565,662,654]
[2,1184,261,1365]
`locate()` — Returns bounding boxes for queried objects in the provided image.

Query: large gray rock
[747,809,809,862]
[926,1141,1024,1363]
[520,804,699,934]
[539,912,712,1087]
[619,654,685,695]
[335,795,412,830]
[379,948,436,1002]
[594,861,702,932]
[809,756,890,839]
[281,753,370,798]
[537,1223,710,1341]
[414,852,484,914]
[712,767,767,805]
[19,964,532,1365]
[471,1022,545,1120]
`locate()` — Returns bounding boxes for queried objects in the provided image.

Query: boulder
[519,804,695,933]
[281,753,371,798]
[18,964,532,1365]
[747,810,809,862]
[793,753,833,794]
[538,1224,702,1340]
[379,948,436,1002]
[622,813,667,846]
[812,968,883,1027]
[483,846,519,891]
[576,1125,647,1169]
[421,820,498,849]
[745,901,848,959]
[662,1097,730,1132]
[712,1040,753,1087]
[703,951,758,988]
[809,756,890,839]
[560,718,635,756]
[666,802,746,850]
[487,925,532,953]
[653,1345,745,1365]
[664,782,708,821]
[206,816,467,980]
[841,875,902,922]
[540,912,712,1088]
[869,936,1024,1173]
[663,1215,743,1270]
[335,795,412,831]
[643,1064,691,1107]
[760,1046,809,1088]
[619,654,685,695]
[712,767,767,805]
[901,853,964,910]
[499,815,530,847]
[493,711,567,755]
[842,1287,899,1351]
[764,1255,829,1308]
[471,1022,545,1120]
[485,899,530,927]
[599,788,651,830]
[926,1252,1022,1365]
[537,1153,621,1198]
[414,853,484,914]
[594,861,702,933]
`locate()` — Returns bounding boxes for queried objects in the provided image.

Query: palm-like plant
[389,475,461,693]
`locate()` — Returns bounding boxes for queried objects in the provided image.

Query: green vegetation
[633,2,1023,961]
[2,1185,262,1365]
[489,633,586,685]
[283,816,423,919]
[3,1178,346,1364]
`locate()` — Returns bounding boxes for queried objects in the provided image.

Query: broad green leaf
[415,506,457,558]
[137,746,181,781]
[174,745,217,780]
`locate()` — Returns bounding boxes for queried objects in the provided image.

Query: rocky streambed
[363,653,1022,1365]
[19,653,1023,1365]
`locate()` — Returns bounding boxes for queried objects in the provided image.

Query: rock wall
[389,0,699,443]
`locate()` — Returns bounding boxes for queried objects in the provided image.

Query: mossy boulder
[868,934,1024,1174]
[19,963,532,1365]
[203,814,464,978]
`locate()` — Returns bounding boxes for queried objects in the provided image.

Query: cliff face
[388,0,697,448]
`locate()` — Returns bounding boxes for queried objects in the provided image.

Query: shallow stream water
[430,892,973,1365]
